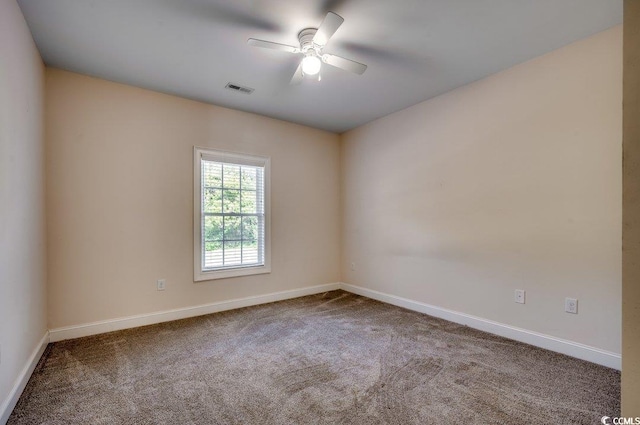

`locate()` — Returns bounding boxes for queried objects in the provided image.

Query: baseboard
[41,281,621,376]
[339,283,621,370]
[49,283,341,342]
[0,331,49,425]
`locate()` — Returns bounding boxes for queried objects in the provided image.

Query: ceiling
[18,0,622,133]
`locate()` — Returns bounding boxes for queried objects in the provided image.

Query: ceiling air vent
[225,83,254,94]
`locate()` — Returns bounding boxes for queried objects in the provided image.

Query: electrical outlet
[514,289,526,304]
[350,262,356,271]
[565,298,578,314]
[157,279,166,291]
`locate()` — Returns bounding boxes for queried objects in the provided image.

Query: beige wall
[623,0,640,415]
[341,27,622,353]
[45,69,340,329]
[0,0,47,417]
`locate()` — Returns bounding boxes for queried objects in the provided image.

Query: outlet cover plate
[565,297,578,314]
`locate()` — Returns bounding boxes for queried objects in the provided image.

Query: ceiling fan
[247,12,367,84]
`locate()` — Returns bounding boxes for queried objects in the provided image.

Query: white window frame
[193,146,271,281]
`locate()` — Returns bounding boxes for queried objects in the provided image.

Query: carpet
[8,290,620,424]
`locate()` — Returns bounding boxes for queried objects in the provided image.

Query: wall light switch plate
[514,289,526,304]
[157,279,166,291]
[565,298,578,314]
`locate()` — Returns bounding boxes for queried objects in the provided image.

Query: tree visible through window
[194,148,270,281]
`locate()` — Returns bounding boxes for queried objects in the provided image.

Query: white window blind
[194,148,270,281]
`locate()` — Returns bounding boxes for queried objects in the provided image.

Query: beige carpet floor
[9,290,620,424]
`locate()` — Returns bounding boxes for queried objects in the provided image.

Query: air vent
[225,83,254,94]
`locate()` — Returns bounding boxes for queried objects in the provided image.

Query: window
[194,147,270,281]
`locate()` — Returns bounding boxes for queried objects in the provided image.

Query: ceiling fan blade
[290,62,304,85]
[312,12,344,46]
[322,54,367,75]
[247,38,300,54]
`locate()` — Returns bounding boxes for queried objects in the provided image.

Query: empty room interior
[2,0,640,423]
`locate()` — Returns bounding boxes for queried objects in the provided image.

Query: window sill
[194,264,271,282]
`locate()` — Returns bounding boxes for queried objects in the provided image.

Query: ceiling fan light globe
[301,55,321,75]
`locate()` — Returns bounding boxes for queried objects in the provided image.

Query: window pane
[223,189,240,213]
[204,242,223,269]
[223,240,242,265]
[242,216,258,241]
[241,167,257,190]
[203,188,222,213]
[242,240,258,264]
[202,161,222,188]
[241,191,257,213]
[223,216,241,240]
[223,164,241,189]
[204,216,223,242]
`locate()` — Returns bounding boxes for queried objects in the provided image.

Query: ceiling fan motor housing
[298,28,318,53]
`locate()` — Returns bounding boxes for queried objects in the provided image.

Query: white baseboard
[49,283,341,342]
[339,283,621,370]
[0,332,50,425]
[45,281,621,370]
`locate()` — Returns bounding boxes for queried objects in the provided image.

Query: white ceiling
[18,0,622,133]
